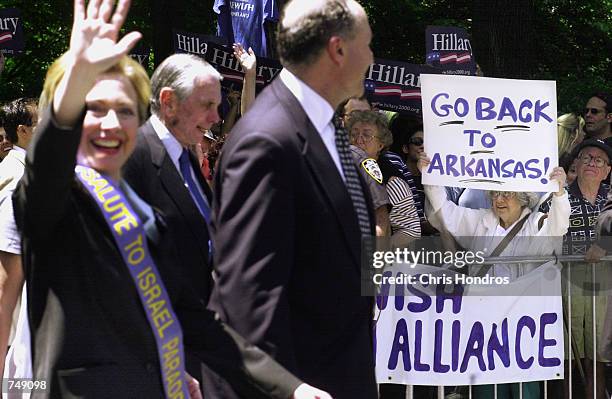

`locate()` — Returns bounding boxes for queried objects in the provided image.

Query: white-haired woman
[420,153,570,279]
[419,154,570,399]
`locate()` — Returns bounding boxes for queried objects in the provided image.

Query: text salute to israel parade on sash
[75,165,189,399]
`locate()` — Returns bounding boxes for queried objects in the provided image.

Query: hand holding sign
[417,152,431,173]
[549,166,566,196]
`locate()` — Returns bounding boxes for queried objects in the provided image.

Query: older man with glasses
[584,92,611,145]
[540,138,611,399]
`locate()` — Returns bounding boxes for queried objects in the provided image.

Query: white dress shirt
[150,114,211,209]
[279,68,345,180]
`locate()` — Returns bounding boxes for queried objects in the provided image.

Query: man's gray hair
[277,0,358,67]
[150,54,222,116]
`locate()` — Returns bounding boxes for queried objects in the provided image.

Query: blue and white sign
[420,74,558,192]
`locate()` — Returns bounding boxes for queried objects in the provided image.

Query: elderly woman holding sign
[420,152,570,277]
[12,1,331,398]
[418,153,570,399]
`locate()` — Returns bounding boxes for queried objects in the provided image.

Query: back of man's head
[1,98,37,145]
[277,0,359,68]
[150,54,222,117]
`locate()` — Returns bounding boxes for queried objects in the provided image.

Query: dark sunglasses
[584,108,605,116]
[408,137,424,146]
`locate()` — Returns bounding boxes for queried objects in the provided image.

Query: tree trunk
[472,0,536,79]
[151,0,184,67]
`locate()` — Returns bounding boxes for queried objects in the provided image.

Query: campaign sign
[365,59,442,117]
[173,29,281,92]
[426,26,476,76]
[420,74,558,192]
[0,8,24,55]
[129,44,150,68]
[375,262,564,386]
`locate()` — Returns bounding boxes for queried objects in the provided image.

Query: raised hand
[53,0,141,127]
[69,0,141,75]
[233,43,256,74]
[227,89,241,107]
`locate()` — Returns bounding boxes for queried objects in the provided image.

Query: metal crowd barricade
[395,254,612,399]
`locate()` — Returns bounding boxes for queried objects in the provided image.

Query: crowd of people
[0,0,611,399]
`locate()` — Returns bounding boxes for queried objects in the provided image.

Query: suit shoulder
[231,85,304,143]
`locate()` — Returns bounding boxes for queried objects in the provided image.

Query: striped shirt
[386,176,421,238]
[379,151,424,218]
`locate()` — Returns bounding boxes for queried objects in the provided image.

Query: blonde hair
[39,54,151,123]
[557,113,583,156]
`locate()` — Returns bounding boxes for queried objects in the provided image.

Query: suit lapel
[271,80,362,266]
[141,124,210,258]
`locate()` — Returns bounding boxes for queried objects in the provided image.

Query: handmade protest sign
[173,29,282,92]
[374,262,564,386]
[426,25,476,76]
[420,74,558,192]
[0,8,24,55]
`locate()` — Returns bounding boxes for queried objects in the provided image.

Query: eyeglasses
[578,154,609,168]
[584,108,605,116]
[408,137,424,146]
[350,132,378,144]
[490,191,517,199]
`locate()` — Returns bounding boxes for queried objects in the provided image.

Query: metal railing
[388,254,612,399]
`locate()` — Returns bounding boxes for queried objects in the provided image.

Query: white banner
[420,74,558,192]
[374,262,564,386]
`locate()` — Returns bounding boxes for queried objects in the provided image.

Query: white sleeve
[536,191,570,236]
[424,184,489,237]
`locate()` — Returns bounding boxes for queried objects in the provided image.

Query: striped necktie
[333,118,372,237]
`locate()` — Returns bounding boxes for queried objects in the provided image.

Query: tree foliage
[0,0,610,114]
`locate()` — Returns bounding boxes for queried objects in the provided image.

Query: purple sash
[75,165,189,399]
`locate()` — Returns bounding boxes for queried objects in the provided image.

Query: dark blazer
[122,121,216,383]
[14,109,301,398]
[210,77,378,399]
[123,120,213,305]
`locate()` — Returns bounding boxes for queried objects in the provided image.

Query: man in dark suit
[210,1,377,398]
[122,54,221,389]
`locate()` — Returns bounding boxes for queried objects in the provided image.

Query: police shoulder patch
[361,158,383,184]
